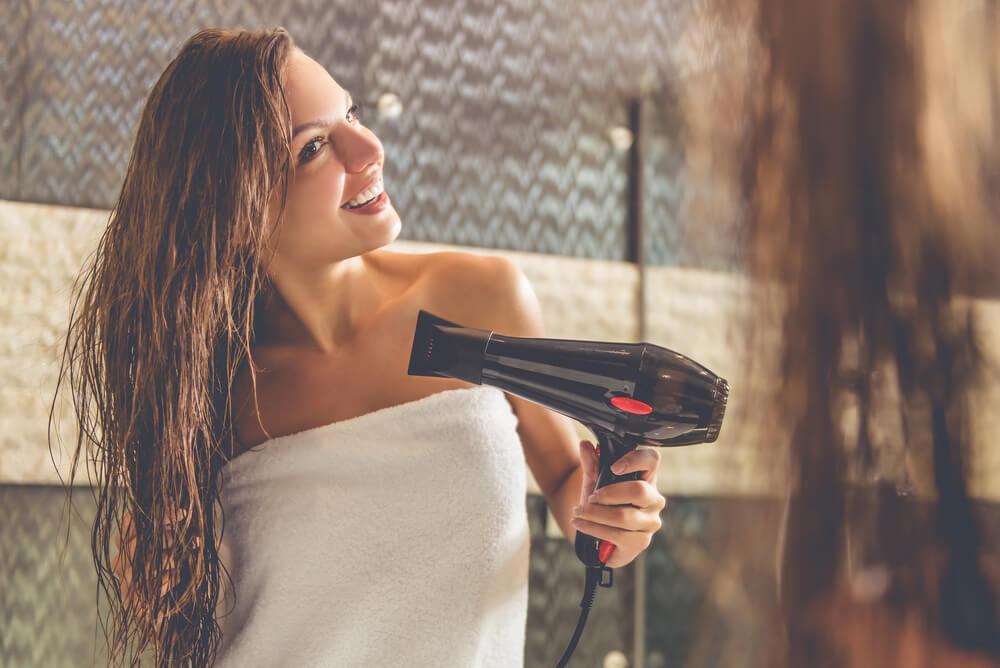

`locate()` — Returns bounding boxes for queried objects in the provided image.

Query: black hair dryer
[408,309,729,667]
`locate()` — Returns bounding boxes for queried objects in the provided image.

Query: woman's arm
[111,508,183,635]
[428,254,585,541]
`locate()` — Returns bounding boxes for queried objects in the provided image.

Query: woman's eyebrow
[291,93,354,141]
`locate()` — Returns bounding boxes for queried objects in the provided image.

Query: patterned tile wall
[0,0,749,263]
[0,486,109,668]
[641,1,755,271]
[5,486,998,667]
[0,485,634,667]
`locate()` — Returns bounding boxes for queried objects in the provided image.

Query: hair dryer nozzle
[706,378,729,443]
[408,310,493,385]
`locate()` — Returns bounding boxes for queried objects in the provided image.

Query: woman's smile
[341,190,390,215]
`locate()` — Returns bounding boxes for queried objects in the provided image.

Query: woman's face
[265,48,401,268]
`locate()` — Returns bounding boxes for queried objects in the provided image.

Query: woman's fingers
[570,516,653,551]
[570,445,668,568]
[609,446,661,482]
[587,479,666,511]
[572,501,663,533]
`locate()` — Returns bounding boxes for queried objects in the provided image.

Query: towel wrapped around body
[212,385,530,668]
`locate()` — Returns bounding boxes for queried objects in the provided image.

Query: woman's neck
[252,252,388,353]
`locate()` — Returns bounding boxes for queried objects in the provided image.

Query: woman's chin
[353,208,402,247]
[386,215,403,244]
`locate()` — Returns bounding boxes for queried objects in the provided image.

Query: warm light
[376,92,403,120]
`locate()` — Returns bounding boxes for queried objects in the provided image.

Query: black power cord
[555,565,615,667]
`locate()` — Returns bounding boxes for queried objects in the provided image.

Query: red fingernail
[598,541,616,563]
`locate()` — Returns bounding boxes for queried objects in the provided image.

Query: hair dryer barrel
[406,310,493,385]
[408,310,729,447]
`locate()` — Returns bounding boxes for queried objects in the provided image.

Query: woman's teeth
[344,178,384,209]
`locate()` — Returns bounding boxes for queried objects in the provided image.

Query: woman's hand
[570,440,667,569]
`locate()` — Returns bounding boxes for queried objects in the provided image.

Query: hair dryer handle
[574,429,644,569]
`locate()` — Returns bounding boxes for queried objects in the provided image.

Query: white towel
[211,385,530,668]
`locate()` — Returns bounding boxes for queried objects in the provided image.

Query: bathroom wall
[2,1,999,667]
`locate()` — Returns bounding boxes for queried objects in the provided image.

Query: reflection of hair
[52,27,297,666]
[735,0,999,665]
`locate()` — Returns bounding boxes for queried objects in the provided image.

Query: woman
[54,27,667,667]
[686,0,1000,665]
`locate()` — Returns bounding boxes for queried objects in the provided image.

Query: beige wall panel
[3,201,996,502]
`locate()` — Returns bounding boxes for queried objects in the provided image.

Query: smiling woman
[51,26,427,666]
[267,48,403,297]
[52,24,661,668]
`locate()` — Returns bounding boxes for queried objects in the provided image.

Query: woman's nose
[336,125,383,175]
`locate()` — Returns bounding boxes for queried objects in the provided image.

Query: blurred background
[1,1,998,667]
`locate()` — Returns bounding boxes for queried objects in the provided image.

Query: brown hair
[737,0,1000,665]
[52,27,297,666]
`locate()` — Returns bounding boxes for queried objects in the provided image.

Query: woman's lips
[343,191,390,215]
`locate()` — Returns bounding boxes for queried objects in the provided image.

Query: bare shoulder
[374,247,471,289]
[415,250,546,338]
[415,251,584,498]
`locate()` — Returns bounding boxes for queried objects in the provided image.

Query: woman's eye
[299,139,323,162]
[347,103,361,124]
[298,105,360,163]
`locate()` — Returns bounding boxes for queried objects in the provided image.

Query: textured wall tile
[15,0,370,210]
[5,0,756,261]
[19,0,202,208]
[0,200,107,486]
[643,265,784,496]
[644,497,782,668]
[4,486,997,668]
[0,484,633,668]
[970,299,1000,500]
[0,0,31,198]
[362,0,631,259]
[643,1,755,271]
[641,266,1000,500]
[4,201,998,501]
[0,485,109,667]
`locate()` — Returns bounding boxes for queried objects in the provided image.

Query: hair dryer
[408,309,729,667]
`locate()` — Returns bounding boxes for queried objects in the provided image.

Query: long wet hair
[735,0,1000,665]
[52,27,297,666]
